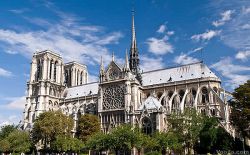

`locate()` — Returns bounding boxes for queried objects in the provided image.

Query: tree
[51,136,84,153]
[197,117,218,153]
[230,80,250,139]
[168,108,204,154]
[0,125,17,139]
[32,111,74,150]
[108,125,135,154]
[133,128,156,155]
[153,131,182,155]
[6,130,32,153]
[76,114,100,142]
[0,139,10,153]
[85,132,109,153]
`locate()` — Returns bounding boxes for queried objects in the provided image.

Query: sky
[0,0,250,126]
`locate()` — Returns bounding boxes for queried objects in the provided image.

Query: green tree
[108,125,135,154]
[32,111,74,149]
[76,114,100,142]
[153,131,182,155]
[133,128,156,154]
[230,80,250,140]
[51,136,83,153]
[6,130,32,153]
[85,132,109,153]
[0,125,17,139]
[196,117,218,153]
[168,108,204,154]
[0,139,11,153]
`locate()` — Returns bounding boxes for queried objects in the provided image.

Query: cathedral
[22,12,232,135]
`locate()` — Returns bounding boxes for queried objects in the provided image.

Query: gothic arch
[201,87,209,104]
[141,117,152,135]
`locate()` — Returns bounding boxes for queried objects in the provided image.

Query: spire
[129,8,141,84]
[131,9,136,50]
[124,49,130,71]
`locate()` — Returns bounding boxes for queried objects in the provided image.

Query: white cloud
[191,30,221,41]
[0,67,12,77]
[0,115,20,127]
[174,53,199,65]
[140,55,165,72]
[4,96,26,110]
[157,24,166,33]
[167,31,174,36]
[241,24,250,30]
[147,36,173,55]
[212,10,234,27]
[0,13,123,67]
[235,50,250,61]
[211,57,250,88]
[242,7,250,14]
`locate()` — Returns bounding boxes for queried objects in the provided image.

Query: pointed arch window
[142,117,152,135]
[54,61,57,82]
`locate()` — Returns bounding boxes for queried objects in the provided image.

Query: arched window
[213,87,218,103]
[201,87,209,104]
[49,60,53,79]
[179,90,185,103]
[54,61,57,82]
[76,70,79,85]
[168,91,173,99]
[36,60,42,81]
[210,109,216,116]
[80,71,83,85]
[142,117,152,135]
[65,72,68,85]
[172,95,180,113]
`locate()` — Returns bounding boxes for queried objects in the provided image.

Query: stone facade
[22,13,232,135]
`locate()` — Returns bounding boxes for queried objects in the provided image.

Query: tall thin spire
[129,9,140,81]
[131,9,136,50]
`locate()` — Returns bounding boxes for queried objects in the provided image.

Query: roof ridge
[68,81,98,88]
[142,61,203,74]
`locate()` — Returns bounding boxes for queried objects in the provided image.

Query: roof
[141,62,219,86]
[138,96,162,110]
[65,82,99,99]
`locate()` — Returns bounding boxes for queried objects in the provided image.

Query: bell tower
[23,50,65,130]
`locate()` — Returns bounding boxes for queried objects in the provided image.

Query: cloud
[140,55,165,72]
[242,7,250,14]
[191,30,221,41]
[147,36,173,55]
[157,24,166,33]
[174,53,199,65]
[0,115,20,127]
[8,9,28,14]
[212,10,234,27]
[235,50,250,61]
[0,12,123,67]
[4,96,26,110]
[0,67,13,77]
[211,57,250,89]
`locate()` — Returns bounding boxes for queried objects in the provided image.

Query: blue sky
[0,0,249,126]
